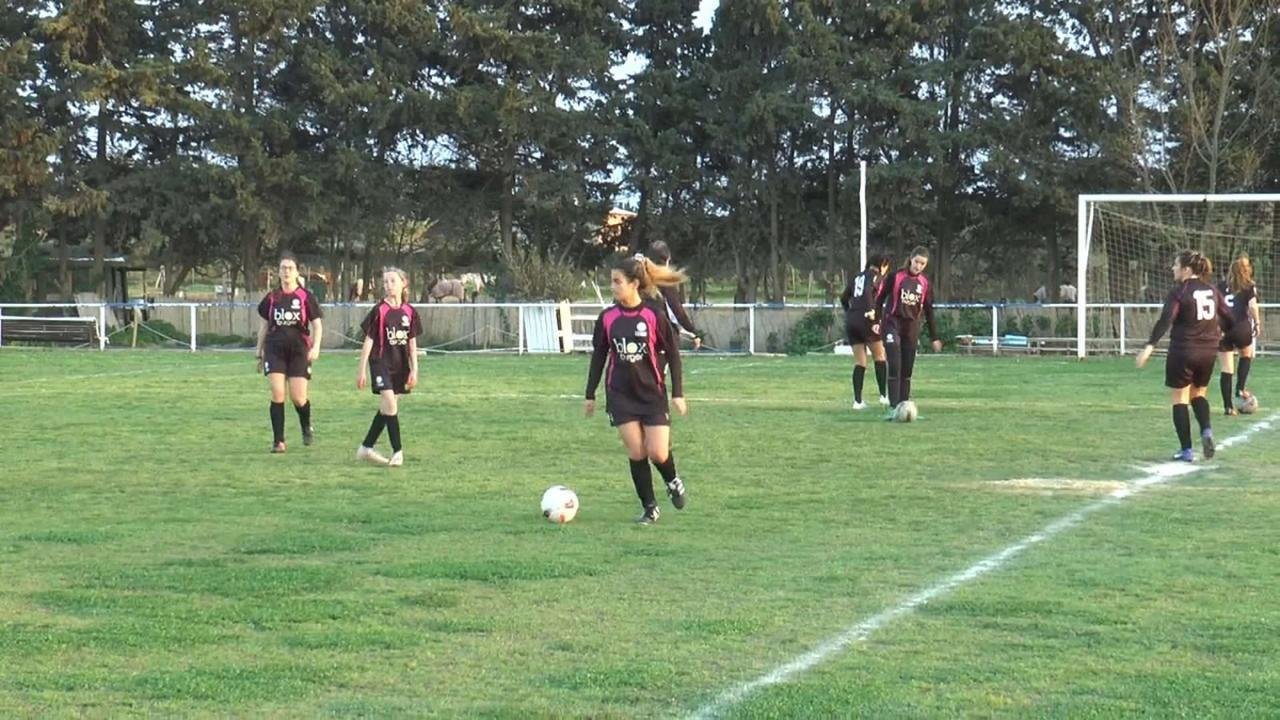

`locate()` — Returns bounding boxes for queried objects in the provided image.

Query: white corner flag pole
[859,160,867,270]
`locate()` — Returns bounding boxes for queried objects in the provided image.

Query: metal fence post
[748,305,756,355]
[1119,306,1126,355]
[99,305,107,351]
[189,304,197,351]
[991,305,999,355]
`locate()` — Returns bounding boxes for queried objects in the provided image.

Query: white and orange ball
[541,486,580,524]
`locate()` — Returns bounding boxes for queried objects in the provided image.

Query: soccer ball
[540,485,579,524]
[1234,392,1259,415]
[894,400,919,423]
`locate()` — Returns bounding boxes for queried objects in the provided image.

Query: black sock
[362,412,386,448]
[629,459,656,508]
[270,402,285,443]
[901,377,912,402]
[295,401,311,432]
[874,361,887,397]
[1190,396,1211,436]
[852,365,866,403]
[1172,404,1192,450]
[1220,372,1235,411]
[652,453,678,484]
[1236,357,1252,395]
[385,413,402,452]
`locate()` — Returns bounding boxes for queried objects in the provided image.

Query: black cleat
[302,426,315,446]
[636,506,660,525]
[1201,430,1215,460]
[666,477,687,510]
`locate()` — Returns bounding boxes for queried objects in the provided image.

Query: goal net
[1078,194,1280,357]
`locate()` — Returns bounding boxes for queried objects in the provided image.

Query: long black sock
[1236,356,1252,395]
[1220,372,1235,411]
[385,413,402,452]
[362,412,386,448]
[270,402,285,443]
[874,360,887,397]
[1190,396,1211,435]
[652,453,678,484]
[852,365,866,403]
[901,377,912,402]
[629,459,656,508]
[1172,404,1192,450]
[295,401,311,432]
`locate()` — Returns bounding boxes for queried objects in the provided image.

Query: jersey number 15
[1193,290,1216,321]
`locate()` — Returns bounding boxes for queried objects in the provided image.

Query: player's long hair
[867,254,893,271]
[382,266,410,304]
[901,246,929,270]
[1229,255,1254,294]
[1176,250,1212,278]
[616,254,687,299]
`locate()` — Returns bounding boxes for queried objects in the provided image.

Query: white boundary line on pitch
[687,413,1279,720]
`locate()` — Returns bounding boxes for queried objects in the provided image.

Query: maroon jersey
[874,268,939,340]
[257,287,323,346]
[360,301,423,373]
[1147,279,1232,350]
[585,301,683,413]
[841,267,884,317]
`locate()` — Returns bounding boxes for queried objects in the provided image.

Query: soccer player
[647,241,702,350]
[1136,251,1234,461]
[584,254,689,525]
[1217,255,1262,415]
[356,267,422,467]
[256,252,324,453]
[873,246,943,418]
[840,254,893,409]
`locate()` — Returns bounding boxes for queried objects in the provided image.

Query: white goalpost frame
[1076,193,1280,358]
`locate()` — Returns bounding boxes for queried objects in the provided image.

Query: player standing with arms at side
[1136,251,1233,461]
[356,267,422,467]
[841,254,893,409]
[873,247,943,419]
[585,255,689,525]
[256,252,323,453]
[1217,255,1262,415]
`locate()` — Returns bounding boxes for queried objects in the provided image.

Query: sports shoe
[356,445,390,466]
[1201,430,1215,460]
[852,400,867,410]
[302,426,315,446]
[883,406,898,421]
[636,506,660,525]
[1224,408,1239,416]
[666,476,687,510]
[1171,448,1194,462]
[878,394,891,406]
[270,441,286,454]
[388,450,404,467]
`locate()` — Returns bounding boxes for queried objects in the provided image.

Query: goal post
[1077,193,1280,358]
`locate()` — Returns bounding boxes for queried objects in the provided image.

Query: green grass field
[1,350,1277,718]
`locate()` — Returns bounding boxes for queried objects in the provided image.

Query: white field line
[687,413,1278,720]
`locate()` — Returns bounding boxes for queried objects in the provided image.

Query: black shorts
[263,335,311,379]
[369,360,410,395]
[1165,347,1217,389]
[845,314,881,345]
[608,410,671,427]
[1218,324,1254,352]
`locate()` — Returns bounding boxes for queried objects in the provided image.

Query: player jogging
[585,254,690,525]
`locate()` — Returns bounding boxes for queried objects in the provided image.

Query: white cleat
[878,394,891,406]
[388,451,404,467]
[356,445,390,466]
[852,401,867,410]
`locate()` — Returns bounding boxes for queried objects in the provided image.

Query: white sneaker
[852,401,867,410]
[356,445,389,466]
[388,451,404,467]
[878,395,891,406]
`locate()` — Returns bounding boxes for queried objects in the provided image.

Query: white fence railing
[0,301,1274,355]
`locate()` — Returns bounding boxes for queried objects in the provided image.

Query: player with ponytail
[1137,251,1234,461]
[356,267,422,467]
[584,254,690,525]
[1217,255,1262,415]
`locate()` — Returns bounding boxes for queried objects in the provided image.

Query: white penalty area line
[688,412,1279,720]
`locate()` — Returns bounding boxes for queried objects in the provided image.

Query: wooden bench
[0,316,100,346]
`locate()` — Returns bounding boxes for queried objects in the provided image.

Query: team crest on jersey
[400,315,411,326]
[291,298,301,308]
[613,337,647,363]
[635,321,648,338]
